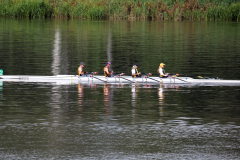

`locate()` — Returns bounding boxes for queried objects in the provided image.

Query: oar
[142,73,152,76]
[119,75,136,83]
[172,76,189,83]
[78,72,98,76]
[126,72,162,83]
[91,75,107,82]
[146,73,188,83]
[158,74,189,83]
[141,73,163,83]
[90,72,133,83]
[89,72,98,75]
[86,72,108,82]
[170,73,204,79]
[148,77,163,83]
[112,73,134,83]
[143,73,189,83]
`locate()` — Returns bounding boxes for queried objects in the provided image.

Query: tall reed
[0,0,52,18]
[206,3,240,20]
[0,0,239,21]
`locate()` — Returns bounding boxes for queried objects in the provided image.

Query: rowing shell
[0,75,185,83]
[1,75,240,86]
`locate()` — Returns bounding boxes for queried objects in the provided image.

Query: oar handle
[170,73,205,79]
[85,72,98,75]
[142,73,152,77]
[169,73,180,76]
[141,73,149,75]
[90,72,123,75]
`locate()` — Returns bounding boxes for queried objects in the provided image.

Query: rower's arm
[78,67,81,76]
[78,67,84,76]
[159,68,168,76]
[132,73,141,76]
[131,69,141,76]
[104,68,112,76]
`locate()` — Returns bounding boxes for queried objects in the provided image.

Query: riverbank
[0,0,240,21]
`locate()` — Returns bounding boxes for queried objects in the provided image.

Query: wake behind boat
[1,74,240,86]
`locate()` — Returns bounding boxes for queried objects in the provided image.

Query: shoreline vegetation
[0,0,240,21]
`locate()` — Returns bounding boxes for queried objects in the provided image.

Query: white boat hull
[1,75,240,86]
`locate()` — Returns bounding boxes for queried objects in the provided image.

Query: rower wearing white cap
[132,63,141,78]
[158,63,169,78]
[78,62,85,76]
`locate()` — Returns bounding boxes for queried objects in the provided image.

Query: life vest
[104,67,110,77]
[132,67,139,78]
[78,66,84,76]
[158,67,165,78]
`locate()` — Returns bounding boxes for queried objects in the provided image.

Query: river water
[0,18,240,159]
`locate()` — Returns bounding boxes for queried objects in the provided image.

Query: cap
[106,62,111,65]
[159,63,165,68]
[133,63,138,66]
[80,62,85,65]
[160,63,165,66]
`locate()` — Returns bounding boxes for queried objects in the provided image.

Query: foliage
[0,0,239,21]
[0,0,52,18]
[206,2,240,20]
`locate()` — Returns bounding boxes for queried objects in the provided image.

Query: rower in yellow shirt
[158,63,169,78]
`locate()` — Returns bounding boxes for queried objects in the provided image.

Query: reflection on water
[131,83,137,122]
[52,28,61,75]
[1,19,240,79]
[107,31,112,71]
[78,83,84,107]
[103,84,112,118]
[131,83,137,107]
[1,81,240,159]
[103,84,112,104]
[158,84,180,117]
[159,84,164,118]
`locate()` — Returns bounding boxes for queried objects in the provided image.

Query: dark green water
[0,18,240,159]
[1,18,240,79]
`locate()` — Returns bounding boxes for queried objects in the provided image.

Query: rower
[158,63,169,78]
[78,62,86,76]
[132,63,141,78]
[104,62,114,77]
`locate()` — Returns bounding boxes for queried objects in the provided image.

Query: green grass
[0,0,52,18]
[0,0,239,21]
[206,3,240,20]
